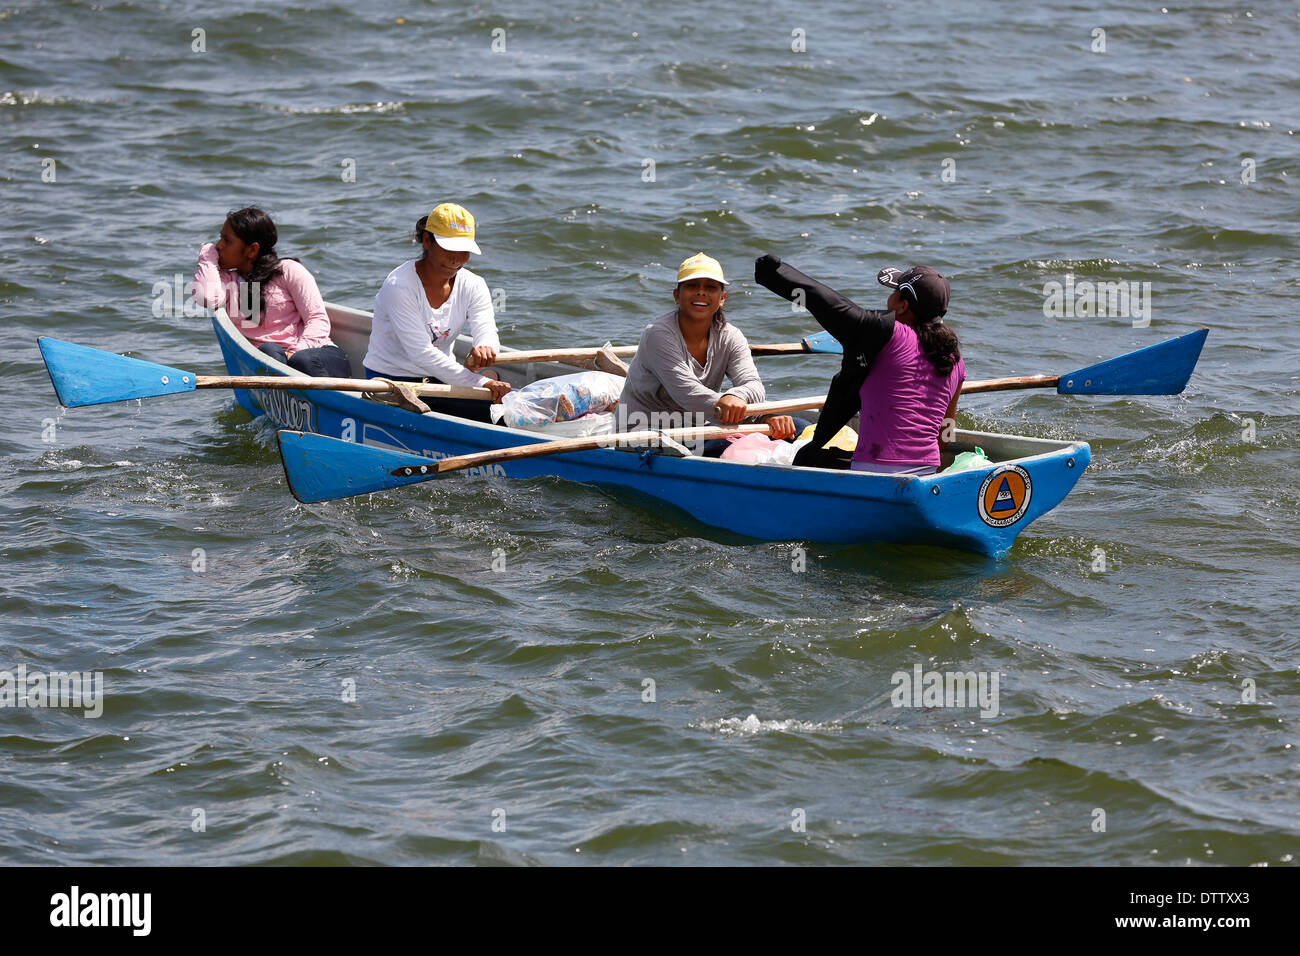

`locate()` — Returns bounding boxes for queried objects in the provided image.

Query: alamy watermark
[1042,274,1151,327]
[152,274,261,325]
[890,663,1000,718]
[1,664,104,718]
[50,886,150,936]
[604,407,711,453]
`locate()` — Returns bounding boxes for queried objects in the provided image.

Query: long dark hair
[916,320,960,377]
[225,207,295,319]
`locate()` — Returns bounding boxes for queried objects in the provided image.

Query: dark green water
[1,0,1298,865]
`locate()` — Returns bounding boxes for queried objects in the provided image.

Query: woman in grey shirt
[619,252,795,447]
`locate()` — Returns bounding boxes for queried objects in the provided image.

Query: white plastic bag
[517,411,618,438]
[766,437,811,466]
[719,434,811,466]
[490,371,624,429]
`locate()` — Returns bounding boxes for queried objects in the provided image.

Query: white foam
[693,714,842,737]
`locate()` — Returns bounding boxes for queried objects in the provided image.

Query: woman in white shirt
[364,203,512,421]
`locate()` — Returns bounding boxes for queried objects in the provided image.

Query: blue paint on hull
[215,315,1089,557]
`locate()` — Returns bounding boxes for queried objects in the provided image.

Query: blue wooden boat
[210,305,1093,557]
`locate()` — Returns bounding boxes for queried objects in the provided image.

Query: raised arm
[754,254,894,356]
[193,243,235,314]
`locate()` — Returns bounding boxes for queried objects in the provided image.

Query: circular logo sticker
[977,465,1033,528]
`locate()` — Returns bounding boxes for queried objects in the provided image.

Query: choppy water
[2,0,1298,865]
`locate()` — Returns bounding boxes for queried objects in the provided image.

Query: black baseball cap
[877,266,950,322]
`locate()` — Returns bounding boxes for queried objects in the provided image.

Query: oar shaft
[482,341,819,367]
[961,374,1059,395]
[199,373,1055,403]
[747,395,828,415]
[481,346,639,367]
[748,343,813,356]
[428,424,774,475]
[744,376,1066,418]
[194,375,494,401]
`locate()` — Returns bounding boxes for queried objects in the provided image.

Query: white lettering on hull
[254,388,316,432]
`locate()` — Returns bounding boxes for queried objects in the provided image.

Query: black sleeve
[754,254,894,357]
[791,365,862,468]
[756,254,895,467]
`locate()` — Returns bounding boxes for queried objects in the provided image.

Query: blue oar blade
[38,337,199,407]
[802,330,843,354]
[1058,328,1209,395]
[277,431,445,503]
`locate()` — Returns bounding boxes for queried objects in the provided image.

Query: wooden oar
[433,424,776,475]
[39,333,834,408]
[475,330,844,369]
[740,330,1211,413]
[278,395,824,502]
[37,337,495,407]
[278,423,777,503]
[769,329,1209,403]
[473,345,637,367]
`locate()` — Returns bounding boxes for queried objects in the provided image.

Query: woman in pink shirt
[193,207,351,377]
[754,255,964,475]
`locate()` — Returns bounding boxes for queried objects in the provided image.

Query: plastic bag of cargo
[766,437,811,466]
[517,411,617,438]
[942,446,992,474]
[720,433,811,465]
[489,371,624,428]
[720,432,779,463]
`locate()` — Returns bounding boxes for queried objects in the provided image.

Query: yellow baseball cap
[423,203,481,255]
[676,252,728,285]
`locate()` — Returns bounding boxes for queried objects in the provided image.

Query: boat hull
[215,309,1090,557]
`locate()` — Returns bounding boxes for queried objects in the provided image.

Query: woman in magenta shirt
[193,207,351,377]
[754,255,964,475]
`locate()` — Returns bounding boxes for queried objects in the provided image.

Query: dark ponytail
[915,320,961,377]
[225,207,295,320]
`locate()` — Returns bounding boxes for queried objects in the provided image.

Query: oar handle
[747,395,828,415]
[195,375,495,401]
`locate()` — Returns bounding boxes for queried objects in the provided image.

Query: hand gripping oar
[36,337,495,407]
[277,423,777,504]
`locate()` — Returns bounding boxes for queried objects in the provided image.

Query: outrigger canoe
[217,304,1089,557]
[38,306,1206,557]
